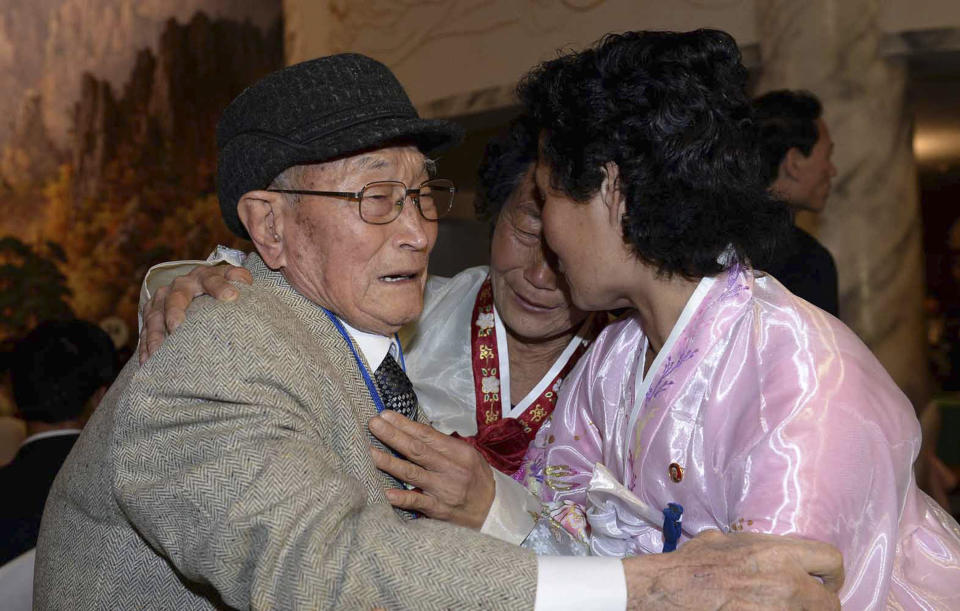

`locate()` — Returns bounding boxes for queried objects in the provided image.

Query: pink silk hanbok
[519,263,960,609]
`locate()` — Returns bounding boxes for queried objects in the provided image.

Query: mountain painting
[0,1,281,353]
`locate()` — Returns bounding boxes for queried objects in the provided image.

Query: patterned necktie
[373,353,418,419]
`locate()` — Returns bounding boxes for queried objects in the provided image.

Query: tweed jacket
[35,254,537,610]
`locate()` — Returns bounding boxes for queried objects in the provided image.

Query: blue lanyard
[322,309,404,414]
[323,309,420,518]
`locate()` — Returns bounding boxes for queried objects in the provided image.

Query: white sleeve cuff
[535,556,626,610]
[204,245,246,267]
[138,260,207,333]
[479,469,539,545]
[137,246,247,333]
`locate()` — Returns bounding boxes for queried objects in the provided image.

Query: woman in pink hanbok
[516,30,960,608]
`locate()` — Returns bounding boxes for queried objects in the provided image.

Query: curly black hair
[518,29,791,278]
[752,90,823,185]
[473,115,538,222]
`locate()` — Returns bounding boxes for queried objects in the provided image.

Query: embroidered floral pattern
[475,311,495,330]
[644,265,749,404]
[646,347,698,401]
[544,464,580,491]
[529,404,547,422]
[718,264,748,301]
[517,448,545,491]
[481,375,500,395]
[547,500,590,544]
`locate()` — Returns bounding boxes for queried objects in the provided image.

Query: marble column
[755,0,929,408]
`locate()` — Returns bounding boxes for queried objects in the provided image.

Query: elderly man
[38,55,843,609]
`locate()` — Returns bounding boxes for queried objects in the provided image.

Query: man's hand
[368,411,495,529]
[138,264,252,364]
[623,530,843,610]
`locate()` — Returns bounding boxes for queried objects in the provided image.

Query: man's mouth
[380,271,420,283]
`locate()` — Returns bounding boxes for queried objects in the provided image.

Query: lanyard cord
[321,309,405,414]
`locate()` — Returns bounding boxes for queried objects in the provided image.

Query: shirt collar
[337,317,397,371]
[20,429,82,449]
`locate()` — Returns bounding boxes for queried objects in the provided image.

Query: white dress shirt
[19,429,82,449]
[337,318,397,372]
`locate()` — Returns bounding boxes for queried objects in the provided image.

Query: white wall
[284,0,960,109]
[882,0,960,34]
[284,0,757,107]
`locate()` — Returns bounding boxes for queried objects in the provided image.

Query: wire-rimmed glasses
[268,178,456,225]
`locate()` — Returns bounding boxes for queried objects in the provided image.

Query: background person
[753,90,839,316]
[0,319,117,565]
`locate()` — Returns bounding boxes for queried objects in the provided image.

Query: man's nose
[524,241,559,290]
[393,196,430,250]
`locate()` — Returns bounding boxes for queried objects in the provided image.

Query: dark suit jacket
[0,432,79,565]
[764,225,839,316]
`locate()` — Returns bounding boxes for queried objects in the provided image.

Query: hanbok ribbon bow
[585,463,685,556]
[453,417,529,475]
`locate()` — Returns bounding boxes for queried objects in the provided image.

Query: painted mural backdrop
[0,1,282,349]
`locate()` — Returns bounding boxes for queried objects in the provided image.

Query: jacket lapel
[244,253,415,516]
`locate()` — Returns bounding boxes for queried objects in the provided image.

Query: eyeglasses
[268,178,457,225]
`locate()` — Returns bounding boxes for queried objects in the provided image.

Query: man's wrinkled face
[489,166,587,342]
[794,119,837,212]
[279,146,436,335]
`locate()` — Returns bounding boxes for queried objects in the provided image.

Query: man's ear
[781,147,807,182]
[600,161,626,227]
[237,190,287,269]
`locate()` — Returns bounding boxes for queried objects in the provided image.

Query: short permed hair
[752,90,823,185]
[518,29,791,278]
[474,116,538,222]
[12,320,118,423]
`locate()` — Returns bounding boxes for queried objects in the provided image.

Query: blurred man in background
[754,90,839,316]
[0,319,117,565]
